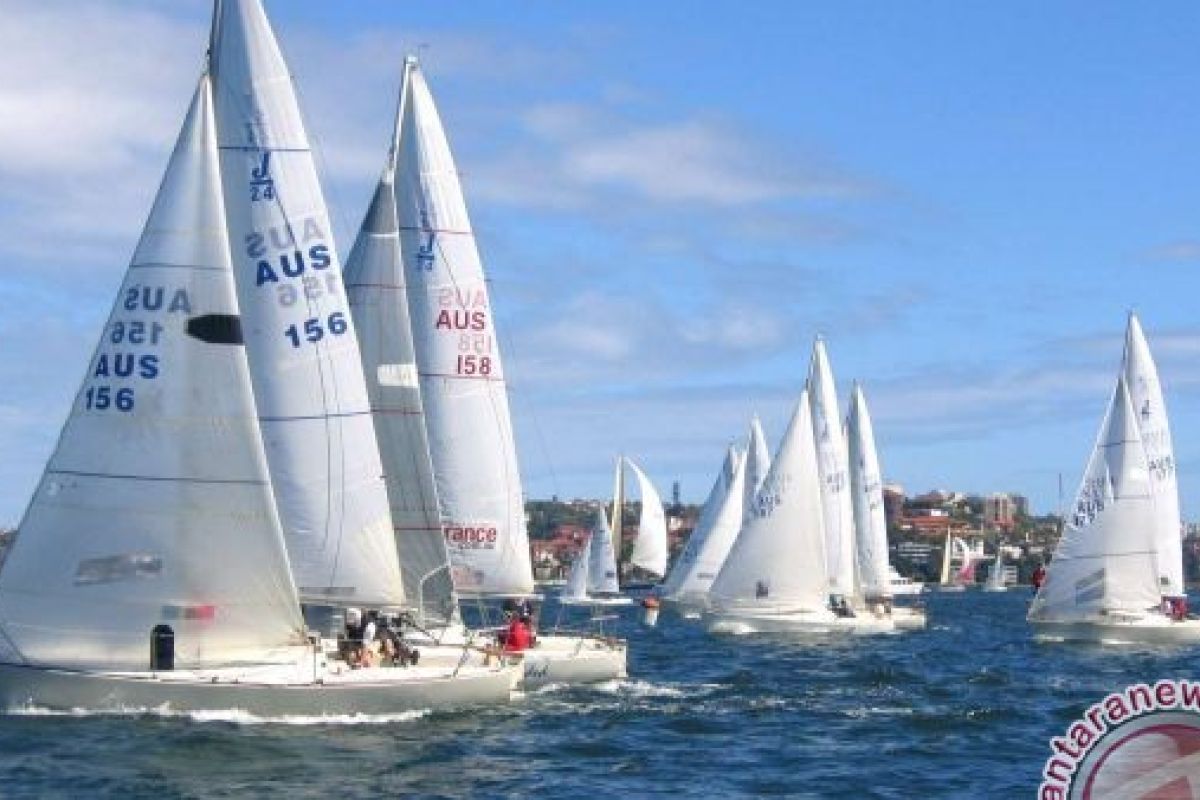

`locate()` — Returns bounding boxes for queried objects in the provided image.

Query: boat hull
[890,606,928,631]
[1030,618,1200,645]
[704,607,894,635]
[0,661,517,716]
[521,634,627,689]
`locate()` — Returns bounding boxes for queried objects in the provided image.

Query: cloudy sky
[4,0,1200,523]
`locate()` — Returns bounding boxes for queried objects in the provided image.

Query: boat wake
[4,704,432,726]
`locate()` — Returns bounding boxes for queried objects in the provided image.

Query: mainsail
[0,77,306,669]
[846,384,891,600]
[345,59,458,626]
[209,0,403,607]
[626,458,669,579]
[742,417,771,523]
[1029,376,1161,622]
[393,57,532,596]
[709,391,828,611]
[587,509,621,596]
[808,338,856,598]
[1122,313,1183,597]
[659,444,745,602]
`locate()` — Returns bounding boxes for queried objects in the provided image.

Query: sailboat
[704,389,845,634]
[356,56,625,685]
[560,510,633,607]
[0,1,517,713]
[1029,315,1200,644]
[934,532,969,592]
[806,341,894,633]
[983,550,1008,593]
[610,456,670,589]
[846,384,926,630]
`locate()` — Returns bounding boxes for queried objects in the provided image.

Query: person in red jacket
[502,613,532,653]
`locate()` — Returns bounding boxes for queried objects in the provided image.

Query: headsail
[710,391,828,610]
[346,59,458,626]
[846,384,891,600]
[742,417,771,523]
[0,77,305,670]
[587,509,621,595]
[659,444,745,602]
[209,0,403,607]
[626,458,668,579]
[1122,313,1183,597]
[562,532,592,602]
[393,57,532,596]
[807,338,856,598]
[1029,376,1161,622]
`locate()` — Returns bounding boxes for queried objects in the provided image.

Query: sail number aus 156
[283,312,348,348]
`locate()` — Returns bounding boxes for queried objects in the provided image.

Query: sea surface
[1,590,1195,798]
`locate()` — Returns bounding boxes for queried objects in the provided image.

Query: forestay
[1122,313,1183,597]
[345,60,458,626]
[1029,376,1161,623]
[210,0,402,606]
[0,78,306,670]
[394,57,532,597]
[808,338,857,598]
[846,384,891,600]
[710,391,829,611]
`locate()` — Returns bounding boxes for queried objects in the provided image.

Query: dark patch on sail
[1075,568,1105,604]
[186,314,243,345]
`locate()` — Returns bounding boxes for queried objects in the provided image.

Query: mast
[610,455,625,580]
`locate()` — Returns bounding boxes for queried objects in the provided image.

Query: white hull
[982,586,1008,593]
[1030,617,1200,645]
[0,660,517,715]
[932,584,968,593]
[521,634,628,689]
[890,581,925,597]
[559,596,635,607]
[890,606,928,631]
[704,607,894,636]
[660,595,707,620]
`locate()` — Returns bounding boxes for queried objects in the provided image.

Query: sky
[4,1,1200,524]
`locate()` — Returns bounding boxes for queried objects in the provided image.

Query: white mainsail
[1029,376,1161,623]
[808,338,856,599]
[562,533,592,602]
[0,77,306,670]
[742,417,771,522]
[709,391,829,611]
[626,458,669,579]
[846,383,891,600]
[660,444,745,602]
[209,0,402,607]
[394,57,532,597]
[939,532,953,585]
[1122,313,1183,597]
[587,509,621,595]
[345,60,458,626]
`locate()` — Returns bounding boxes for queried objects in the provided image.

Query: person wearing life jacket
[1030,565,1046,591]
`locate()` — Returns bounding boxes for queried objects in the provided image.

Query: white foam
[5,704,431,726]
[592,679,688,698]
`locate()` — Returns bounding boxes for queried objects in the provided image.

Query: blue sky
[4,1,1200,523]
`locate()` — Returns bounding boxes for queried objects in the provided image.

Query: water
[1,591,1195,798]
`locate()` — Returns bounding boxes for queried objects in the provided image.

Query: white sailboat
[704,390,844,634]
[888,567,925,596]
[0,8,515,711]
[659,443,746,617]
[846,384,925,630]
[983,550,1008,593]
[934,532,968,592]
[808,338,857,602]
[561,510,633,607]
[608,456,669,588]
[376,57,625,685]
[1029,318,1200,644]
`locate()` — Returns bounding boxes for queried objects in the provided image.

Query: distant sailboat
[705,389,854,634]
[659,443,746,616]
[983,550,1008,593]
[561,510,633,607]
[1029,316,1200,644]
[846,384,925,630]
[934,532,968,592]
[0,1,517,712]
[608,456,669,589]
[358,56,625,684]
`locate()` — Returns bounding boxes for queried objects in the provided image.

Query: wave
[4,704,431,726]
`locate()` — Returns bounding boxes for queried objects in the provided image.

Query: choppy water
[1,591,1196,798]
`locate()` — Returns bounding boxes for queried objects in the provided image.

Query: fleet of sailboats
[3,0,1198,719]
[0,0,518,714]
